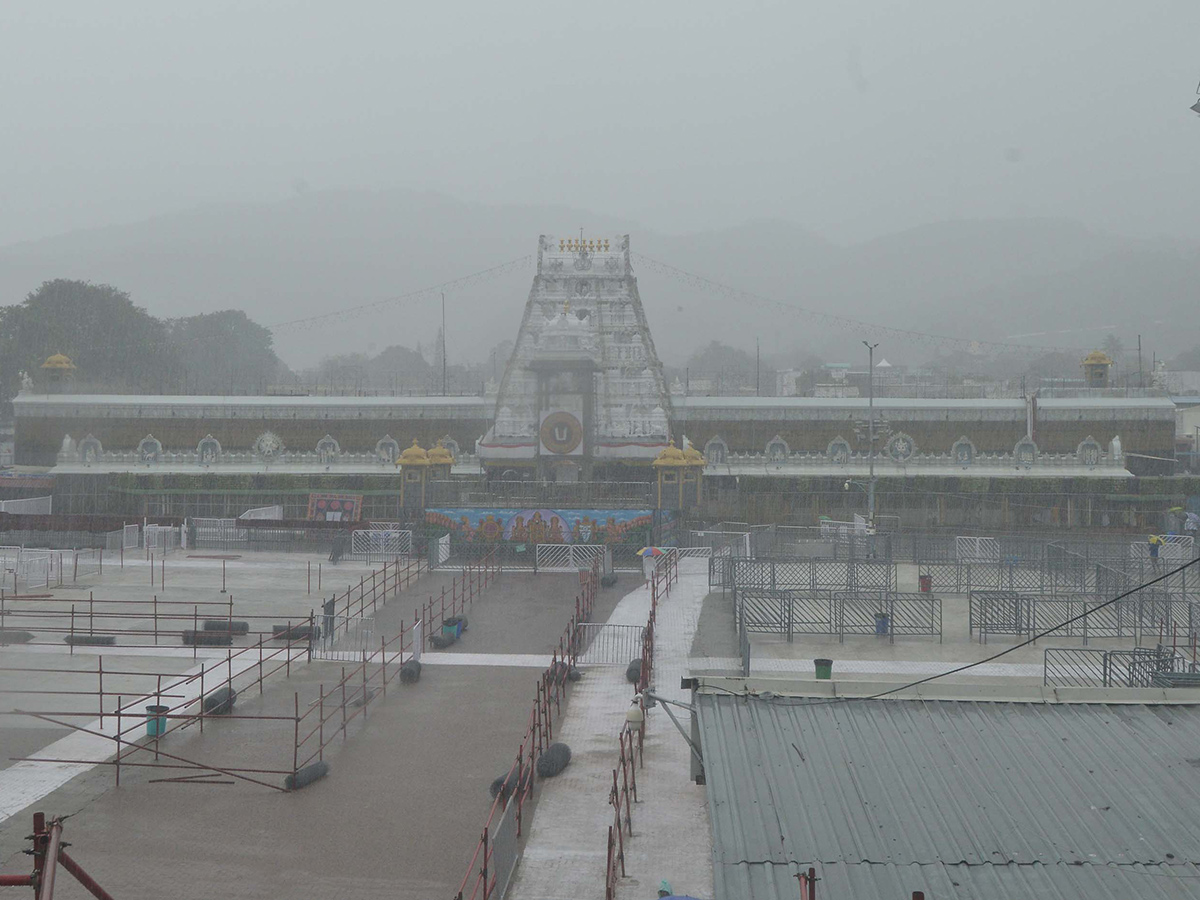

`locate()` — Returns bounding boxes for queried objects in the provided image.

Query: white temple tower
[478,235,671,481]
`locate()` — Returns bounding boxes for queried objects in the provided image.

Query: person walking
[1148,534,1162,572]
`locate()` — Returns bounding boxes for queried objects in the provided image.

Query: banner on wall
[307,493,364,522]
[426,508,658,544]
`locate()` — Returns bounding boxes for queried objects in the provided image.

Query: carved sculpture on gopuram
[478,235,672,481]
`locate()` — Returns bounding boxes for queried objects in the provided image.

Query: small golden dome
[683,444,705,467]
[653,440,687,467]
[41,352,76,370]
[1082,350,1113,367]
[398,439,430,466]
[428,439,454,465]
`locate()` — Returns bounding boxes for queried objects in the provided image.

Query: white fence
[74,548,103,578]
[819,517,869,538]
[0,546,105,590]
[191,518,245,544]
[20,552,50,590]
[574,622,645,665]
[349,529,412,561]
[956,536,1001,563]
[536,544,606,572]
[433,534,451,568]
[239,505,283,520]
[0,496,53,515]
[675,546,713,559]
[1130,535,1193,564]
[123,524,140,550]
[144,524,181,554]
[689,530,752,557]
[312,614,376,662]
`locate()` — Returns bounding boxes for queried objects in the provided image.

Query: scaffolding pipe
[57,851,117,900]
[37,817,63,900]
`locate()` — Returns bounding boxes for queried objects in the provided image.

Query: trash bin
[918,574,933,593]
[814,658,833,680]
[442,620,463,640]
[145,705,169,737]
[874,612,890,635]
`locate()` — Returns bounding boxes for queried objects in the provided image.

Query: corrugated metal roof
[697,695,1200,899]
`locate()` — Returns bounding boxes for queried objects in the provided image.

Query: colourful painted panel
[425,508,655,544]
[307,493,363,522]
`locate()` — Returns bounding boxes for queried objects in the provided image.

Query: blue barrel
[145,705,169,737]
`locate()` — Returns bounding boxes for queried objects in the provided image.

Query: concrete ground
[0,551,597,899]
[511,561,715,900]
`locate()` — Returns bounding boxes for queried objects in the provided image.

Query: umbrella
[637,546,665,558]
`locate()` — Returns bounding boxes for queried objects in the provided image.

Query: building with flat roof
[695,683,1200,899]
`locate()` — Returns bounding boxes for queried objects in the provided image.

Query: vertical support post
[318,684,325,761]
[98,655,104,727]
[115,698,122,786]
[292,692,300,782]
[221,559,227,594]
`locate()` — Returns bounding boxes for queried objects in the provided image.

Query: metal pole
[863,340,879,527]
[37,816,63,900]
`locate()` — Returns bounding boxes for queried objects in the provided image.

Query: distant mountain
[1,189,1195,369]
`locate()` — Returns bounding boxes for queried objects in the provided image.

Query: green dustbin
[442,620,463,640]
[145,705,169,736]
[814,659,833,681]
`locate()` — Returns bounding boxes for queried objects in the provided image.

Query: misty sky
[2,1,1198,250]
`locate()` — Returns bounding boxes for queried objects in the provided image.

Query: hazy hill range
[1,189,1196,370]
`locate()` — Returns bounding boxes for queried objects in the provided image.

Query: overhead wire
[268,255,533,333]
[718,553,1200,706]
[632,251,1088,357]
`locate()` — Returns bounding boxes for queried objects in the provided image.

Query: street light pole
[863,340,879,528]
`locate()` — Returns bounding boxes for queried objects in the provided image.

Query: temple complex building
[478,235,670,481]
[4,236,1182,523]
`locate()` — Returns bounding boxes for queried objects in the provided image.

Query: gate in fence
[970,590,1200,645]
[733,588,941,644]
[1043,646,1194,687]
[349,529,412,561]
[956,535,1000,562]
[191,518,245,546]
[143,524,179,553]
[1130,535,1194,564]
[312,614,376,661]
[122,524,140,550]
[727,558,898,593]
[536,544,606,572]
[433,534,451,568]
[573,623,646,665]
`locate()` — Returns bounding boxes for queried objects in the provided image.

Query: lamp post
[862,341,879,528]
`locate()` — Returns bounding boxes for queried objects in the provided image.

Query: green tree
[165,310,286,394]
[0,280,172,412]
[684,340,757,393]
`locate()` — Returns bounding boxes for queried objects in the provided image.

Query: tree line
[0,279,285,414]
